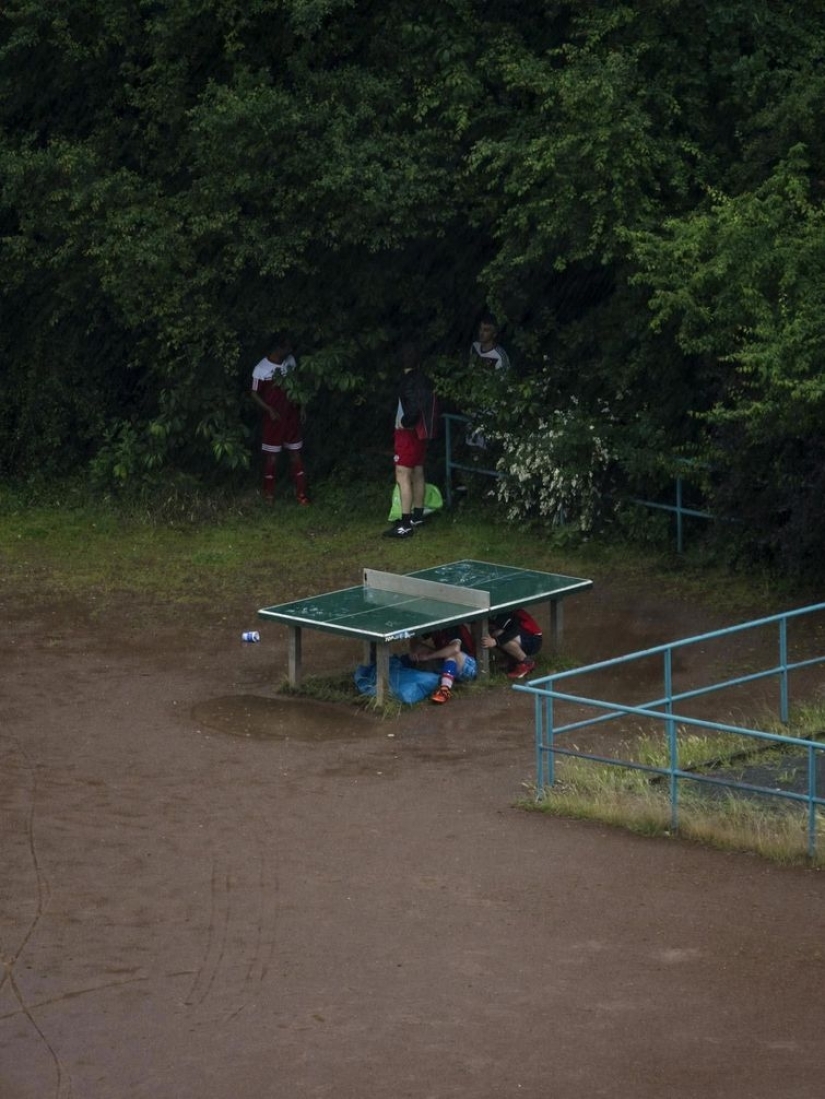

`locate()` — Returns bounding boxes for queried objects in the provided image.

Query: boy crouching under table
[408,623,478,704]
[481,608,543,680]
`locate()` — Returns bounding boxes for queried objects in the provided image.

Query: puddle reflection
[191,694,380,741]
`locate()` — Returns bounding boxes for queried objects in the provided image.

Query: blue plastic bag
[354,655,440,704]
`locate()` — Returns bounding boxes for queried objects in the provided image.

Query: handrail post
[779,617,789,724]
[538,688,556,790]
[443,414,454,508]
[808,746,817,860]
[664,647,679,831]
[534,687,556,795]
[676,476,684,554]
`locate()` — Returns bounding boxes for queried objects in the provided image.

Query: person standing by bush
[466,312,511,450]
[449,312,512,498]
[383,342,437,539]
[251,334,310,506]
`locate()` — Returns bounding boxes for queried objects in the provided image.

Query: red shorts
[261,388,302,452]
[394,428,426,469]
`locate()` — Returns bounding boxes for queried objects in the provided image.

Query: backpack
[413,374,440,440]
[514,609,542,637]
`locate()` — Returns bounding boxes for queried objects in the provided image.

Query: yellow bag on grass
[388,483,444,522]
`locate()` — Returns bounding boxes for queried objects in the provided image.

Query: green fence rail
[514,603,825,858]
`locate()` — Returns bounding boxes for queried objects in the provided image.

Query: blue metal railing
[443,412,500,508]
[629,460,714,553]
[514,603,825,858]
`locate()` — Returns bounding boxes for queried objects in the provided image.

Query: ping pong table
[258,559,592,703]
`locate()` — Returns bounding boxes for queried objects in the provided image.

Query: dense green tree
[0,0,481,481]
[452,1,825,571]
[2,0,825,574]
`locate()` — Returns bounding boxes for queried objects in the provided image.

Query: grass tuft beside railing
[522,711,825,867]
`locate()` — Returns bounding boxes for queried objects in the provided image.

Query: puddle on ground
[191,694,382,742]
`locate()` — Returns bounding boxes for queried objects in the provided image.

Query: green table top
[258,559,592,644]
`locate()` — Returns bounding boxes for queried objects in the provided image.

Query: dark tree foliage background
[2,1,824,574]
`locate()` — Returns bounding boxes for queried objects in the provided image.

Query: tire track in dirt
[183,803,281,1025]
[184,855,232,1007]
[0,731,71,1099]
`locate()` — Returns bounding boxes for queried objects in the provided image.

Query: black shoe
[383,522,415,538]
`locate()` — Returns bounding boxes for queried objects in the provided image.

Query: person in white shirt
[250,334,309,505]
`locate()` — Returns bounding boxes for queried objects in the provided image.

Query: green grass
[0,474,795,618]
[525,709,825,867]
[3,469,823,763]
[277,671,402,715]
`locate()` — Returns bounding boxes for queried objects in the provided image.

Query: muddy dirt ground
[2,575,823,1099]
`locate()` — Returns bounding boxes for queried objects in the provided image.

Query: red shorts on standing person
[394,427,426,469]
[261,385,303,452]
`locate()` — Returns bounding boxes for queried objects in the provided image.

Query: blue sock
[441,659,458,688]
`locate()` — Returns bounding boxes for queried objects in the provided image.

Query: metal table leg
[375,643,390,704]
[549,600,564,646]
[473,616,490,674]
[288,626,303,685]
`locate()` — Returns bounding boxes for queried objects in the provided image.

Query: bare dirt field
[2,576,823,1099]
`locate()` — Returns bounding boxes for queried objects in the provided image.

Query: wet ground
[1,576,824,1098]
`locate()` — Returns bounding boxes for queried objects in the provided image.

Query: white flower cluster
[490,407,614,531]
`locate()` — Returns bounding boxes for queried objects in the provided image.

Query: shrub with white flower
[487,401,615,531]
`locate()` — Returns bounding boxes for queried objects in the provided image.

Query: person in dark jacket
[383,342,437,539]
[481,608,543,678]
